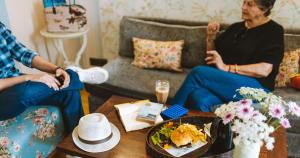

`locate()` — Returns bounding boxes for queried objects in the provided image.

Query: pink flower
[223,112,234,124]
[13,143,20,152]
[0,137,9,147]
[269,104,285,119]
[36,153,43,158]
[288,102,300,117]
[238,99,252,107]
[237,106,254,119]
[280,118,291,128]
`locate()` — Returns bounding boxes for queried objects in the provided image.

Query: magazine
[136,102,163,124]
[114,100,164,132]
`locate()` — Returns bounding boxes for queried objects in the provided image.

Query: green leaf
[151,132,161,145]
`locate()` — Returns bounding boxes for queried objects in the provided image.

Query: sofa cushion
[132,37,184,72]
[103,57,189,99]
[119,17,207,68]
[275,49,300,87]
[0,106,64,158]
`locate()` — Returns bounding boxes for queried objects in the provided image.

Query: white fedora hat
[72,113,120,153]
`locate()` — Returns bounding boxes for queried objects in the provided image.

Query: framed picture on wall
[43,0,66,8]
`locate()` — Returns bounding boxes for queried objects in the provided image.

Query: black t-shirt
[215,20,284,90]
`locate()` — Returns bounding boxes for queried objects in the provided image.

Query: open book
[114,100,164,132]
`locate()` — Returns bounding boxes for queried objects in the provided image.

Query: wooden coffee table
[56,95,287,158]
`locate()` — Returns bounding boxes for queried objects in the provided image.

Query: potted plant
[214,87,300,158]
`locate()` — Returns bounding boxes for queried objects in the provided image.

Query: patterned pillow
[132,37,184,72]
[275,49,300,87]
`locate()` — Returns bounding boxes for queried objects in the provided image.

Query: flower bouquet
[214,87,300,158]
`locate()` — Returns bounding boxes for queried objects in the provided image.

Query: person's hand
[207,22,220,41]
[205,50,228,71]
[55,68,70,89]
[26,74,61,91]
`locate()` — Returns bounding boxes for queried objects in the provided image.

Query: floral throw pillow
[132,37,184,72]
[275,49,300,87]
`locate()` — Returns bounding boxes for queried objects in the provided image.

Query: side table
[40,27,89,66]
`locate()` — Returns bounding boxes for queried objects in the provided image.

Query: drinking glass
[155,80,170,108]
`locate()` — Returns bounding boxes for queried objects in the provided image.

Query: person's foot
[67,66,109,84]
[78,67,109,84]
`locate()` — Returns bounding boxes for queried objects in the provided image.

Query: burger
[170,123,206,147]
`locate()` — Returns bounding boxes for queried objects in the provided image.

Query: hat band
[78,132,113,145]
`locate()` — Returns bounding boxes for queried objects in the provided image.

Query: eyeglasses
[233,27,248,45]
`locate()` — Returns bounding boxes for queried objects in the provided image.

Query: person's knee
[189,92,219,112]
[191,66,213,74]
[66,70,84,89]
[66,69,80,81]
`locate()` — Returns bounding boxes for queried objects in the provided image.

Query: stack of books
[114,100,164,132]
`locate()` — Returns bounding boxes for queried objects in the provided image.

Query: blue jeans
[0,70,84,133]
[172,66,267,112]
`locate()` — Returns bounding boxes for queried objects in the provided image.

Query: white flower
[265,137,275,150]
[267,126,275,133]
[266,142,274,150]
[251,110,267,122]
[288,102,300,117]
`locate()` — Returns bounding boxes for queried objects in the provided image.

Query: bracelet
[235,64,239,73]
[54,66,63,73]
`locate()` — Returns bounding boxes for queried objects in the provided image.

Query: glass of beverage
[155,80,170,105]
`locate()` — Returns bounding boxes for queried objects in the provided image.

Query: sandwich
[170,123,206,147]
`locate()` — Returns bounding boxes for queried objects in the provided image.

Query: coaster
[161,104,188,120]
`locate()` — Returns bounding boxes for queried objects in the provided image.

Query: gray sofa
[85,16,300,157]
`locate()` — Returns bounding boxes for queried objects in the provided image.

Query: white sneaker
[77,67,109,84]
[66,66,83,73]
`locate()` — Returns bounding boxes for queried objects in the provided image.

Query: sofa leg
[80,90,90,115]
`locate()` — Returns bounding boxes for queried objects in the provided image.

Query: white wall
[3,0,102,71]
[0,0,10,27]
